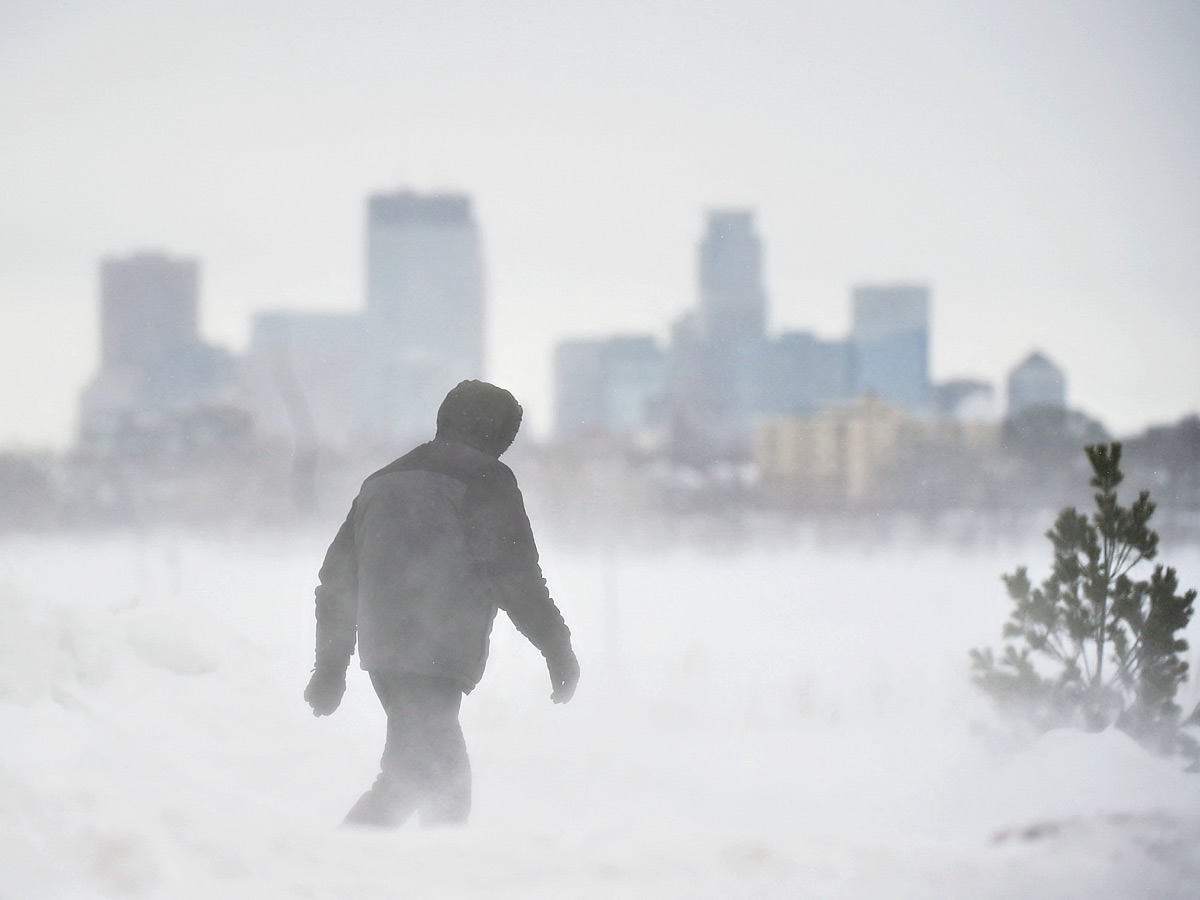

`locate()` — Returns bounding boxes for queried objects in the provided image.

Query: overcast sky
[2,0,1198,447]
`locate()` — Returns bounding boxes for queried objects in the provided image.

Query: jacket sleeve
[467,467,571,659]
[313,500,359,671]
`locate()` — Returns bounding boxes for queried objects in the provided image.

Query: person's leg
[412,676,471,827]
[342,671,422,827]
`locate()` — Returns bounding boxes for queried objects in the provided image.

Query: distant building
[760,331,854,415]
[99,252,199,372]
[553,212,952,464]
[233,188,489,450]
[850,284,930,413]
[932,378,997,421]
[240,312,363,450]
[79,251,233,448]
[660,210,771,456]
[554,335,665,441]
[1007,351,1066,417]
[756,394,1001,505]
[697,210,767,343]
[362,191,485,443]
[756,395,908,504]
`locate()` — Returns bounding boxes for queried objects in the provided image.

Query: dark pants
[343,672,471,828]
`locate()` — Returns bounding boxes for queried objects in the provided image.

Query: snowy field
[2,528,1199,899]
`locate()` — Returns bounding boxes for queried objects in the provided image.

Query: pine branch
[1115,643,1143,685]
[1078,636,1094,683]
[1112,542,1131,576]
[1109,632,1143,689]
[1116,550,1148,581]
[1045,633,1074,666]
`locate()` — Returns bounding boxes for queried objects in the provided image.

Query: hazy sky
[2,0,1198,447]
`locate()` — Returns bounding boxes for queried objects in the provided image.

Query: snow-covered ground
[1,529,1199,899]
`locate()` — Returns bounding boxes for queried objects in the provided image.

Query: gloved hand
[546,646,580,704]
[304,664,347,716]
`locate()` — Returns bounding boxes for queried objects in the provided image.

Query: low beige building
[756,395,1000,504]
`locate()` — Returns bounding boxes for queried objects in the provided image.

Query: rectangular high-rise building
[554,335,665,440]
[761,331,854,415]
[850,284,930,413]
[100,252,200,370]
[363,191,485,442]
[697,210,767,343]
[673,209,771,455]
[80,251,233,448]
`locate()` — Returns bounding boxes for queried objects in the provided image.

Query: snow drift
[1,531,1198,899]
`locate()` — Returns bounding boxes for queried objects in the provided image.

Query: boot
[342,776,416,828]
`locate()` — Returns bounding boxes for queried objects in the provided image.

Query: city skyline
[2,1,1198,447]
[16,190,1188,450]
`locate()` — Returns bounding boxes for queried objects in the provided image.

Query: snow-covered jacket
[312,437,570,691]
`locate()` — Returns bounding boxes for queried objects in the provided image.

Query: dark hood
[435,380,523,458]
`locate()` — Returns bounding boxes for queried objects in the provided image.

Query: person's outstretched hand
[305,665,347,716]
[547,647,580,704]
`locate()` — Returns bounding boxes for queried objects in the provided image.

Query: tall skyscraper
[850,284,930,412]
[363,191,485,442]
[100,252,199,371]
[79,251,232,447]
[665,210,772,455]
[697,210,767,343]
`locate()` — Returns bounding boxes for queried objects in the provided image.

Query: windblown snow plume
[1,533,1199,899]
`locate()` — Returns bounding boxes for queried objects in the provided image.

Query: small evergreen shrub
[971,443,1197,757]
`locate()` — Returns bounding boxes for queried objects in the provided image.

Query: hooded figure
[304,380,579,827]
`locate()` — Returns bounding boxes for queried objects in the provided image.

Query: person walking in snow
[303,380,580,827]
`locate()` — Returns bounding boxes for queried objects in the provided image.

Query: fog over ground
[2,529,1198,897]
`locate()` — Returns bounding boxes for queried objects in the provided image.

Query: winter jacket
[312,437,570,691]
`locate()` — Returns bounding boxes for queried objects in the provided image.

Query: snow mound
[124,605,226,676]
[989,728,1199,823]
[0,584,235,706]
